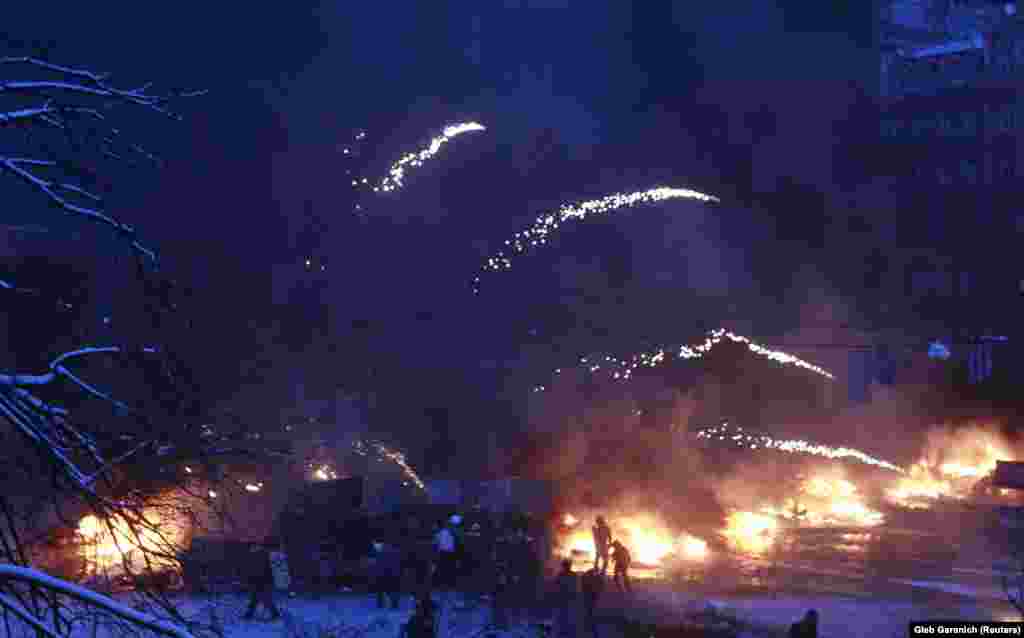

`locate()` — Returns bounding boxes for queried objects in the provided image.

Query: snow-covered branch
[0,564,195,638]
[0,57,206,119]
[0,591,59,638]
[0,156,156,261]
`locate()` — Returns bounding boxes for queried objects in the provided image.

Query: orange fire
[77,508,187,579]
[720,473,882,556]
[783,475,884,527]
[722,510,778,554]
[886,426,1013,509]
[558,512,709,569]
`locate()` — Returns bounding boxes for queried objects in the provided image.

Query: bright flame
[697,423,903,473]
[373,122,485,193]
[558,512,708,569]
[476,186,718,293]
[782,476,884,527]
[886,426,1013,508]
[722,511,778,554]
[77,509,185,578]
[680,534,709,561]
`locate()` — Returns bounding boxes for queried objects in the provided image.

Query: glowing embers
[476,186,718,293]
[372,122,486,193]
[76,508,186,581]
[352,439,426,491]
[696,423,903,474]
[536,329,834,392]
[310,464,339,481]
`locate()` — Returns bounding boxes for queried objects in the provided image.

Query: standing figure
[592,516,612,576]
[433,516,459,591]
[402,593,438,638]
[789,609,819,638]
[490,540,510,630]
[610,540,632,594]
[243,539,282,621]
[554,559,578,638]
[581,566,604,638]
[371,540,403,609]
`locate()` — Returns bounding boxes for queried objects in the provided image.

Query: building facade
[867,0,1024,394]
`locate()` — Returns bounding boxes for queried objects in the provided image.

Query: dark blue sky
[3,2,881,455]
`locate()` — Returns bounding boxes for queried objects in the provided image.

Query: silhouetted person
[491,541,510,629]
[243,539,281,621]
[610,540,632,594]
[371,540,403,609]
[581,566,604,638]
[789,609,818,638]
[554,559,577,638]
[433,516,459,591]
[402,517,432,598]
[592,516,612,575]
[402,592,438,638]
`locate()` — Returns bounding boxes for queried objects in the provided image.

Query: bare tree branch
[0,564,194,638]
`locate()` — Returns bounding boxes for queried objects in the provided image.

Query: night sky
[3,2,884,470]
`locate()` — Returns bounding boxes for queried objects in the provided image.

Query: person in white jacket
[433,516,460,590]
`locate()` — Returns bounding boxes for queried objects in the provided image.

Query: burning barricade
[555,511,710,581]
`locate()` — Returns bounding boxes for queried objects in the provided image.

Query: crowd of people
[241,512,639,638]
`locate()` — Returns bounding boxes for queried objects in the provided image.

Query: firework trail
[353,439,427,490]
[473,186,718,294]
[363,122,486,194]
[696,423,905,474]
[533,328,835,392]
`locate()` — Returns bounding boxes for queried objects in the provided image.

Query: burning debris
[556,511,710,579]
[76,503,189,586]
[885,424,1016,509]
[722,511,779,555]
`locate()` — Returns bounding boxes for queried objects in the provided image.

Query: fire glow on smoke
[886,426,1015,508]
[76,507,187,578]
[557,511,709,571]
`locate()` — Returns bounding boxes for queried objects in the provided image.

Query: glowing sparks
[373,122,485,193]
[563,513,579,527]
[536,329,834,392]
[722,511,778,554]
[311,465,338,482]
[475,186,718,292]
[696,423,904,473]
[352,439,426,491]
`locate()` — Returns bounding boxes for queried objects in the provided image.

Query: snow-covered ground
[5,582,1022,638]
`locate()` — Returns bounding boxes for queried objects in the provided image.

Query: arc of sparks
[369,122,486,193]
[535,329,835,393]
[695,423,905,474]
[474,186,719,294]
[352,439,426,491]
